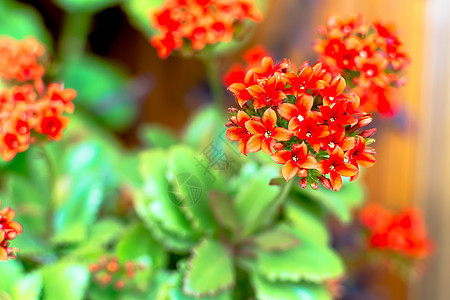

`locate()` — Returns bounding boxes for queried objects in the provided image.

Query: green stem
[58,12,93,60]
[40,145,56,238]
[203,50,225,109]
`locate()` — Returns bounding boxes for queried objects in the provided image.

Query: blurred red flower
[0,200,22,261]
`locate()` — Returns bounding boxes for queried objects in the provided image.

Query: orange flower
[271,142,318,181]
[360,203,432,259]
[314,15,410,116]
[245,108,292,154]
[226,56,376,190]
[0,37,77,161]
[0,200,23,261]
[150,0,263,58]
[0,37,45,83]
[317,146,358,191]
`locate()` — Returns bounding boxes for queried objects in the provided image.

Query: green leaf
[285,200,329,246]
[252,273,332,300]
[53,0,122,13]
[183,106,226,150]
[122,0,165,37]
[296,179,365,223]
[137,149,199,239]
[170,289,232,300]
[12,272,43,300]
[60,55,137,131]
[42,263,89,300]
[234,165,280,237]
[168,145,223,232]
[116,223,167,269]
[209,191,241,232]
[253,224,300,252]
[134,190,198,253]
[256,228,344,283]
[0,260,24,295]
[139,124,179,149]
[183,239,234,297]
[52,174,104,243]
[0,0,52,46]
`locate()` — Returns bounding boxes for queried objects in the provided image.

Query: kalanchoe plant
[226,56,376,191]
[0,36,76,161]
[149,0,263,58]
[0,199,22,261]
[314,14,410,116]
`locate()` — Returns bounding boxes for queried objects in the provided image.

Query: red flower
[294,113,330,152]
[360,203,432,259]
[226,110,252,155]
[150,0,263,58]
[247,74,286,109]
[317,146,358,191]
[0,199,23,261]
[319,100,357,133]
[271,142,318,181]
[245,108,292,154]
[278,93,314,130]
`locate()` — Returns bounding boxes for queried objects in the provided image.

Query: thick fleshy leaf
[42,263,89,300]
[0,0,52,46]
[253,224,300,252]
[61,55,139,131]
[53,0,121,13]
[169,145,224,232]
[137,150,200,240]
[235,165,280,237]
[139,124,179,149]
[209,191,241,233]
[294,179,364,223]
[256,227,344,282]
[183,106,225,150]
[0,260,24,295]
[253,273,332,300]
[285,200,329,246]
[116,223,167,269]
[183,239,234,297]
[12,272,43,300]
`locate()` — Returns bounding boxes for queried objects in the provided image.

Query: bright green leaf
[252,273,332,300]
[116,223,167,268]
[122,0,165,37]
[53,0,122,13]
[42,263,89,300]
[183,239,234,297]
[256,228,344,282]
[12,272,43,300]
[139,124,179,149]
[253,224,300,252]
[0,260,24,295]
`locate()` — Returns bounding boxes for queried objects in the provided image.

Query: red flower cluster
[314,15,410,116]
[150,0,263,58]
[0,199,23,261]
[360,203,431,259]
[0,37,46,83]
[89,255,146,291]
[226,56,376,191]
[0,37,76,161]
[224,45,270,86]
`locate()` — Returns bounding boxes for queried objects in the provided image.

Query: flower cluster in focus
[360,203,431,259]
[0,36,76,161]
[89,255,146,291]
[314,15,410,116]
[226,56,376,191]
[0,199,23,261]
[150,0,263,58]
